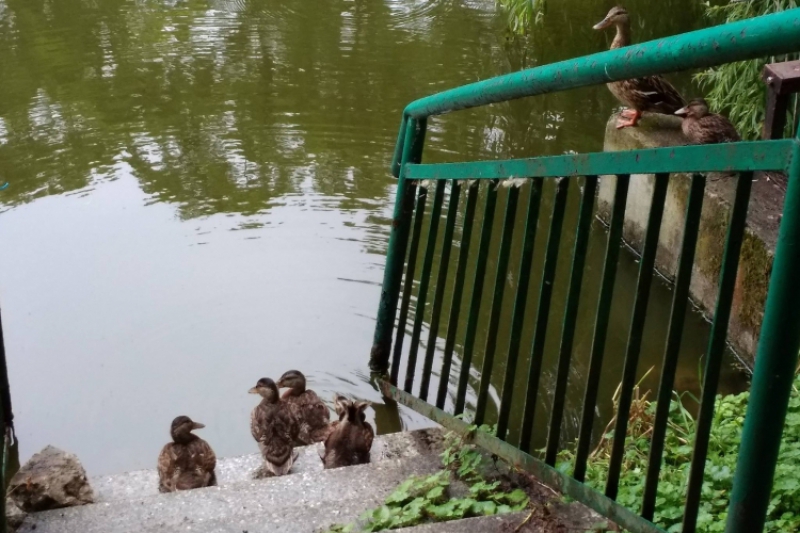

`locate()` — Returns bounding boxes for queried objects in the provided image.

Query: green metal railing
[371,9,800,533]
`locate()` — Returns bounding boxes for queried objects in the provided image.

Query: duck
[675,98,741,144]
[157,416,217,492]
[249,377,299,477]
[593,6,686,128]
[277,370,332,445]
[321,395,374,469]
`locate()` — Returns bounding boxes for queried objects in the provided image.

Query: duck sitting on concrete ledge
[321,395,373,469]
[157,416,217,492]
[277,370,332,445]
[249,377,299,477]
[675,98,741,145]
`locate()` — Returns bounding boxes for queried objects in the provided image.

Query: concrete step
[19,454,444,533]
[393,513,529,532]
[91,427,443,503]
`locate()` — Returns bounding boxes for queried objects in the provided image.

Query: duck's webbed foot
[616,109,642,128]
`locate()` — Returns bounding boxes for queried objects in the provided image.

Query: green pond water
[0,0,747,476]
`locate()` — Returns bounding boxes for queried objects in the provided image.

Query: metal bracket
[762,60,800,140]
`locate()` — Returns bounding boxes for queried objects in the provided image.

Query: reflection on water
[0,0,745,475]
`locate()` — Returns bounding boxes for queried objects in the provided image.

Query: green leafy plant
[556,373,800,533]
[320,428,529,532]
[496,0,546,35]
[694,0,799,140]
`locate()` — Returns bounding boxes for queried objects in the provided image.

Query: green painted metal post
[606,173,668,499]
[370,118,426,374]
[574,174,630,481]
[475,186,520,425]
[436,183,479,410]
[683,172,753,533]
[545,176,597,465]
[725,151,800,533]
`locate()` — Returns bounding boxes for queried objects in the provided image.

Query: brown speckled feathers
[157,417,216,493]
[282,389,331,445]
[248,377,301,478]
[322,397,373,469]
[682,112,740,145]
[251,399,298,473]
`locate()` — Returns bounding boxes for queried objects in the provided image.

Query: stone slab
[19,454,443,533]
[393,513,528,532]
[91,427,442,503]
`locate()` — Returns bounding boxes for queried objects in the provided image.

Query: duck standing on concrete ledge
[321,395,373,469]
[249,377,299,477]
[157,416,217,492]
[277,370,332,445]
[675,98,741,144]
[593,6,686,128]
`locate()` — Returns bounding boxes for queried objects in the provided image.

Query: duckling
[593,6,686,128]
[321,395,373,469]
[157,416,217,493]
[249,377,299,477]
[277,370,332,445]
[675,98,740,145]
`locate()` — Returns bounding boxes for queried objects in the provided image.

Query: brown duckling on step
[593,6,686,128]
[277,370,332,445]
[321,395,373,469]
[675,98,741,144]
[157,416,217,493]
[249,377,300,477]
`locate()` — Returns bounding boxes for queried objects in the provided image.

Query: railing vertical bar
[682,172,753,533]
[496,179,544,440]
[436,183,479,410]
[404,180,446,393]
[605,173,669,500]
[545,176,598,465]
[518,177,570,453]
[725,146,800,533]
[475,185,521,425]
[641,173,705,519]
[455,180,500,416]
[419,181,461,402]
[573,174,630,481]
[373,117,426,378]
[390,186,428,384]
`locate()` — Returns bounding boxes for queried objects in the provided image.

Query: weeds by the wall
[320,426,529,532]
[556,373,800,532]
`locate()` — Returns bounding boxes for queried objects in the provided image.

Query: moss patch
[737,233,772,331]
[696,203,728,281]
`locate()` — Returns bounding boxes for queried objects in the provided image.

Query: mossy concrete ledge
[599,112,784,368]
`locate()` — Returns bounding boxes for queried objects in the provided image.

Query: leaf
[384,478,415,506]
[494,488,528,507]
[471,500,498,516]
[468,480,501,499]
[425,485,447,504]
[426,499,468,521]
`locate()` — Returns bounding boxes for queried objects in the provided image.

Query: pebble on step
[8,445,94,513]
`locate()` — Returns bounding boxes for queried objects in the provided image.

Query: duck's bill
[593,18,612,30]
[192,422,205,430]
[674,106,689,116]
[248,387,259,394]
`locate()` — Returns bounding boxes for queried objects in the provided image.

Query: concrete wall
[598,113,783,368]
